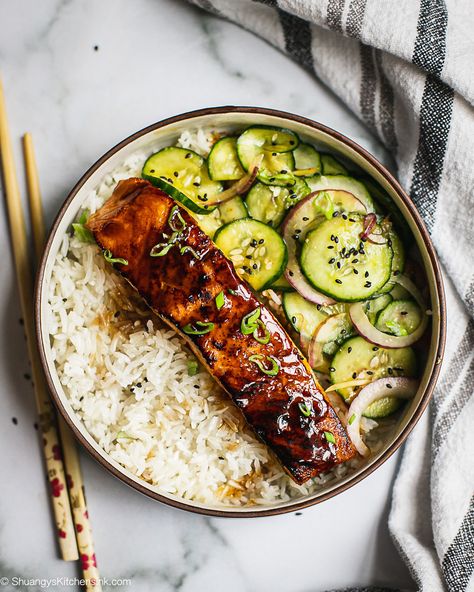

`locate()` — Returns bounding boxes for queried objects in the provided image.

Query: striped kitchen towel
[187,1,474,590]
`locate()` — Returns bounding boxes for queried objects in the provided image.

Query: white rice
[48,129,396,507]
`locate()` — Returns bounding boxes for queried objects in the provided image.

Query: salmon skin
[87,178,355,483]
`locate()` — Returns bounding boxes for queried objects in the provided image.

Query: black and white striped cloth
[188,1,474,590]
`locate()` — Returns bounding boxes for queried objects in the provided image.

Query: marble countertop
[0,1,413,590]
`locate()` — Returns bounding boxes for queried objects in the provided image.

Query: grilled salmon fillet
[87,178,355,483]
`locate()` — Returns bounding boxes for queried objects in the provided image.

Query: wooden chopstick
[22,133,102,590]
[0,79,78,560]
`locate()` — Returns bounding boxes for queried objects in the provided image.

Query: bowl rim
[35,105,446,517]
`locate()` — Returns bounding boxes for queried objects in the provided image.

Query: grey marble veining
[0,0,409,590]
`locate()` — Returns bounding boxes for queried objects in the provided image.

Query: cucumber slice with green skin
[330,335,417,400]
[191,197,247,239]
[321,154,348,175]
[365,293,393,324]
[377,229,405,293]
[293,143,322,176]
[363,396,402,419]
[270,274,293,292]
[219,196,248,225]
[375,299,422,336]
[208,137,245,181]
[246,180,310,227]
[214,218,288,291]
[389,283,411,300]
[237,126,298,187]
[319,313,355,355]
[300,214,393,301]
[142,147,223,215]
[282,292,327,343]
[307,175,375,213]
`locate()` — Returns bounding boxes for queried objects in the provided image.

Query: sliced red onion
[213,156,262,204]
[347,377,418,456]
[349,274,429,348]
[360,213,377,240]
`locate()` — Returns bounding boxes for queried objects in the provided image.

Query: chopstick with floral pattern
[22,132,102,591]
[0,78,78,561]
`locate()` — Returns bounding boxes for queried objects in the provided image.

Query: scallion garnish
[385,321,409,336]
[314,191,334,220]
[187,359,199,376]
[180,245,202,260]
[248,354,279,376]
[168,205,186,232]
[183,321,215,335]
[241,307,261,335]
[103,249,128,265]
[324,431,336,444]
[348,413,356,425]
[215,291,225,310]
[253,319,270,344]
[72,209,95,243]
[150,242,174,257]
[298,402,312,417]
[228,288,238,296]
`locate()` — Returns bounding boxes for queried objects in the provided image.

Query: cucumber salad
[141,125,430,458]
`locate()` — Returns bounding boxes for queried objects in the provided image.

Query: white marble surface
[0,0,413,590]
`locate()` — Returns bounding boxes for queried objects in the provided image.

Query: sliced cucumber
[237,126,298,186]
[214,218,287,291]
[219,196,248,225]
[270,274,293,292]
[142,147,223,214]
[307,175,375,213]
[365,293,393,324]
[330,335,417,401]
[318,313,355,356]
[282,292,327,343]
[363,397,403,419]
[208,137,245,181]
[300,214,393,301]
[321,154,348,175]
[191,197,247,239]
[294,143,321,176]
[377,229,405,293]
[246,180,309,227]
[389,283,411,300]
[375,299,422,336]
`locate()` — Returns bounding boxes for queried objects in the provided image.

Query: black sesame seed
[349,218,356,223]
[352,258,359,264]
[193,182,200,187]
[394,366,404,372]
[365,281,372,288]
[388,239,393,247]
[401,311,408,316]
[93,45,99,51]
[280,169,288,174]
[272,152,277,156]
[316,304,322,311]
[329,367,336,372]
[252,264,258,270]
[372,346,379,351]
[341,329,346,334]
[194,385,199,389]
[185,153,192,159]
[335,279,342,284]
[12,417,18,425]
[327,245,334,249]
[149,169,155,173]
[342,214,348,220]
[114,311,120,318]
[136,382,142,388]
[329,258,336,264]
[303,217,309,221]
[348,347,352,353]
[365,271,369,278]
[289,270,294,277]
[386,383,393,389]
[292,234,300,240]
[394,270,400,276]
[352,372,357,379]
[388,367,393,375]
[269,177,275,182]
[353,269,359,274]
[251,239,258,247]
[331,234,335,242]
[336,262,341,269]
[367,370,374,375]
[173,171,179,178]
[245,255,252,260]
[334,236,339,243]
[292,316,297,324]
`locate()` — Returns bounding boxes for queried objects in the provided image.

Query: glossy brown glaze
[87,177,355,483]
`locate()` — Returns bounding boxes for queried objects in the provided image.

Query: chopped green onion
[253,319,270,344]
[314,191,334,220]
[241,307,261,335]
[180,245,202,260]
[72,209,95,243]
[249,354,279,376]
[215,291,225,310]
[385,321,409,336]
[298,402,312,417]
[168,205,186,232]
[183,321,215,335]
[348,413,356,425]
[103,249,128,265]
[116,431,135,440]
[228,288,238,296]
[187,360,199,376]
[324,431,336,444]
[150,242,174,257]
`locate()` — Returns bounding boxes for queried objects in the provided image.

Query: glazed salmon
[87,178,355,483]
